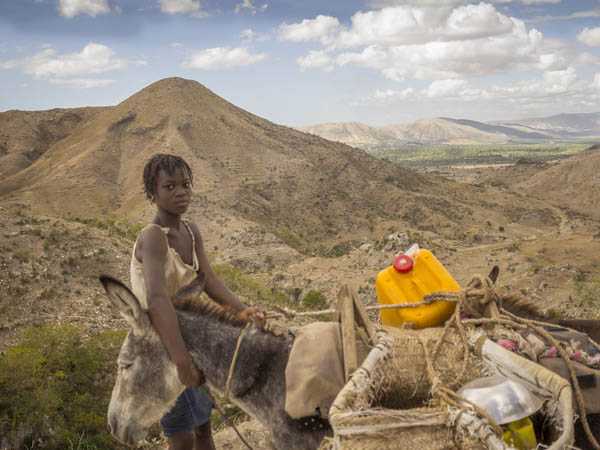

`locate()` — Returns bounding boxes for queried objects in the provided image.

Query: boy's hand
[176,359,205,387]
[238,306,266,329]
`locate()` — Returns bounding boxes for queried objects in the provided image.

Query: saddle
[284,321,370,421]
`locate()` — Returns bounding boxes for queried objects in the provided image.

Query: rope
[271,291,462,319]
[224,323,251,402]
[416,283,506,445]
[217,322,254,450]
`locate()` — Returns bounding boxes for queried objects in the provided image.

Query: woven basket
[326,326,574,450]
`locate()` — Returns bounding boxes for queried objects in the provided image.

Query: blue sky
[0,0,599,125]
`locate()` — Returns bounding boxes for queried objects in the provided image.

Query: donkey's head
[100,275,183,446]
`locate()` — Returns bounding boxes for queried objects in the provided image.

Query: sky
[0,0,599,126]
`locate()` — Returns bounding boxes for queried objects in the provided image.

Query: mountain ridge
[299,112,600,149]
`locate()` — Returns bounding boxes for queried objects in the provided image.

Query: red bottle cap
[393,254,414,273]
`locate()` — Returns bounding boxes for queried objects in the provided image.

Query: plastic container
[458,375,543,425]
[375,247,459,328]
[502,417,537,450]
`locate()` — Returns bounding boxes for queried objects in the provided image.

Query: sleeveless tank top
[130,221,199,310]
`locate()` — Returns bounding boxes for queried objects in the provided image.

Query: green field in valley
[370,142,593,167]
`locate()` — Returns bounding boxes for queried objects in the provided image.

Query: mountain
[299,112,600,149]
[300,122,398,149]
[495,112,600,139]
[384,118,514,144]
[440,118,551,141]
[0,77,558,256]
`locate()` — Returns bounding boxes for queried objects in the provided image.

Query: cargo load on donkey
[318,245,600,450]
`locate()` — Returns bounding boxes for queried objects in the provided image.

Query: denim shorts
[160,387,214,437]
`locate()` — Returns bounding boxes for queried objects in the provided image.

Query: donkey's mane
[173,296,247,327]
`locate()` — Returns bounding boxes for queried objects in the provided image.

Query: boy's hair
[143,153,193,200]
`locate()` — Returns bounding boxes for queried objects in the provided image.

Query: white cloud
[297,50,334,72]
[578,27,600,47]
[336,21,545,80]
[58,0,110,18]
[425,79,468,98]
[359,67,599,109]
[0,43,136,85]
[371,87,415,102]
[334,4,522,48]
[240,28,269,43]
[541,67,577,93]
[182,47,267,70]
[278,15,341,45]
[159,0,206,17]
[49,78,115,88]
[25,43,128,78]
[235,0,267,14]
[290,3,584,83]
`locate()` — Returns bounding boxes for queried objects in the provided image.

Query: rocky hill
[299,112,600,149]
[0,77,559,258]
[300,121,398,149]
[0,107,106,180]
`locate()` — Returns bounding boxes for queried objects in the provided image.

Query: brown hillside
[0,203,130,349]
[383,118,507,145]
[0,77,565,256]
[517,151,600,221]
[0,107,106,180]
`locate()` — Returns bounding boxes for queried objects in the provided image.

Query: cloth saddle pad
[285,322,369,419]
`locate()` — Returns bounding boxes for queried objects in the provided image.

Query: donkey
[100,274,329,450]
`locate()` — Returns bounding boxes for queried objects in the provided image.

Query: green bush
[301,290,328,310]
[213,263,293,308]
[0,325,126,450]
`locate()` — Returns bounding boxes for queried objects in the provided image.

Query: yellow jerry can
[375,247,459,328]
[502,417,537,450]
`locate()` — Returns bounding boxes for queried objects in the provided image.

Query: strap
[182,220,199,271]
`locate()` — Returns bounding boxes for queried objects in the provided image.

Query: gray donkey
[100,274,329,450]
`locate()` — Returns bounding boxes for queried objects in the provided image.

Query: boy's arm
[190,223,264,325]
[141,226,201,387]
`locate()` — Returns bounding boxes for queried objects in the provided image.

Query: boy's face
[154,168,192,215]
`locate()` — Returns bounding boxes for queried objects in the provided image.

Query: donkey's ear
[99,275,149,334]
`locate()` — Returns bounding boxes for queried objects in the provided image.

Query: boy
[130,153,263,450]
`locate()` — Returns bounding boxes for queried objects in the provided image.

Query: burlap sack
[285,322,345,419]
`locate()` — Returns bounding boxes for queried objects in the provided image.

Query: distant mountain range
[299,112,600,149]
